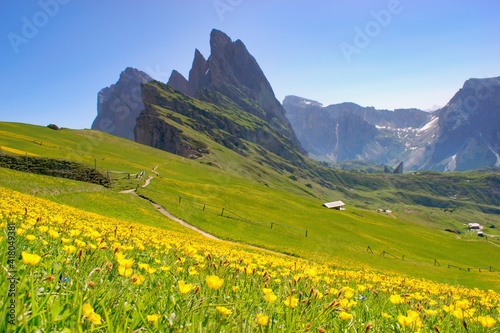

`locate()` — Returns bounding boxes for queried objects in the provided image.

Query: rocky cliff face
[167,29,303,154]
[284,96,431,165]
[135,81,306,167]
[91,67,153,140]
[284,76,500,171]
[425,77,500,170]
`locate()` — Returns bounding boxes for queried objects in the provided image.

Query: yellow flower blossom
[25,234,36,241]
[21,251,41,266]
[63,245,77,254]
[389,294,405,304]
[118,265,133,277]
[74,239,86,248]
[256,313,269,326]
[424,309,438,316]
[117,257,134,268]
[265,292,278,303]
[382,312,392,319]
[477,316,496,328]
[48,229,60,239]
[178,280,194,294]
[284,296,299,308]
[69,229,81,237]
[339,311,353,321]
[397,310,422,329]
[38,225,48,233]
[147,314,161,323]
[206,275,224,289]
[82,303,102,325]
[216,306,232,316]
[131,274,145,285]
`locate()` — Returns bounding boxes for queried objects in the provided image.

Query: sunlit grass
[1,186,499,332]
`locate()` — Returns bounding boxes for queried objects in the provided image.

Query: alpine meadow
[2,4,500,331]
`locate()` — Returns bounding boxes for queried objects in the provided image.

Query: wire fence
[138,186,309,238]
[366,246,498,273]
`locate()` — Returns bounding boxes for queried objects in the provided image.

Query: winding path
[151,203,220,240]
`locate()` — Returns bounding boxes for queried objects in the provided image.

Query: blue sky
[1,0,499,129]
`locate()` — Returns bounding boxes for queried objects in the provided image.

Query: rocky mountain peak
[167,70,190,95]
[188,49,209,94]
[284,76,500,171]
[92,67,152,140]
[120,67,153,84]
[283,96,324,108]
[167,29,303,153]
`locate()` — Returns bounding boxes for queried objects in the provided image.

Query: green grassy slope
[1,122,499,290]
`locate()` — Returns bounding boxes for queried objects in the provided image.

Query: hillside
[1,122,500,291]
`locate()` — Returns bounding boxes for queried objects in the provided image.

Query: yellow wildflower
[117,257,134,268]
[147,314,161,323]
[424,309,438,316]
[118,265,133,277]
[390,294,405,304]
[339,311,353,321]
[74,239,86,248]
[397,310,422,329]
[21,251,41,266]
[216,306,232,316]
[48,229,60,239]
[82,303,102,325]
[256,313,269,326]
[69,229,81,237]
[131,274,145,285]
[477,316,496,328]
[382,312,392,319]
[206,275,224,289]
[265,292,278,303]
[178,280,194,294]
[25,234,36,241]
[63,245,77,254]
[284,296,299,308]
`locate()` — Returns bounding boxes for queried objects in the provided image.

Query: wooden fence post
[305,230,308,237]
[179,196,182,203]
[221,208,225,216]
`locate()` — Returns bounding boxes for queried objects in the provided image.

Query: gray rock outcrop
[92,67,153,140]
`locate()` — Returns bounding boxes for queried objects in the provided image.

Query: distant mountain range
[91,29,500,172]
[284,77,500,171]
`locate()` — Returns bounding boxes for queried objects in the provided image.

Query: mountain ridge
[90,29,499,172]
[284,76,500,171]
